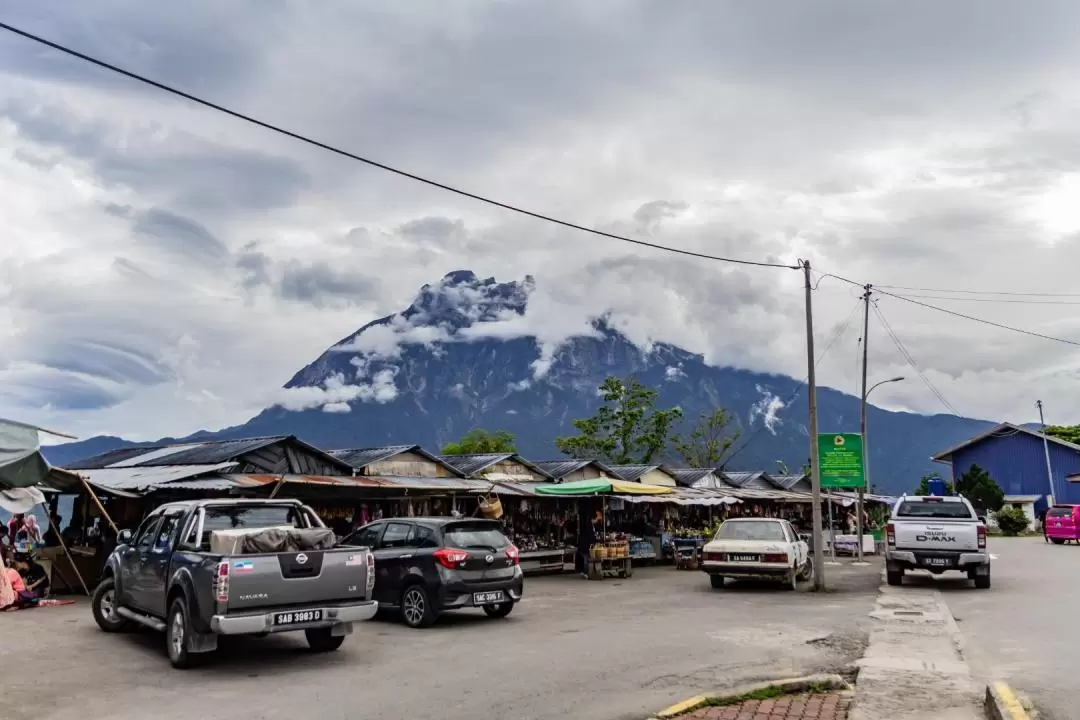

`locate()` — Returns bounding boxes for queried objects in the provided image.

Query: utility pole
[856,284,871,564]
[803,259,825,590]
[1037,400,1055,507]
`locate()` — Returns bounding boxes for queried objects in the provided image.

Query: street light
[856,376,905,563]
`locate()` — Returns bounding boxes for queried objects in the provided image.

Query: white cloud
[274,369,399,412]
[6,1,1080,441]
[665,365,686,382]
[749,385,786,435]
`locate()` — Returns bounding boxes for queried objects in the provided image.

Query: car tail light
[215,560,230,603]
[505,544,520,566]
[705,551,725,562]
[886,523,896,547]
[763,553,788,564]
[434,548,469,569]
[977,524,986,550]
[366,551,376,592]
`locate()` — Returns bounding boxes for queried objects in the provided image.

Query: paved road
[2,564,879,720]
[907,537,1074,720]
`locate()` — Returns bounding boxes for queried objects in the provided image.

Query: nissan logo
[484,554,494,564]
[296,553,309,564]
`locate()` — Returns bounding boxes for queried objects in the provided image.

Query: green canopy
[534,478,673,496]
[534,478,612,495]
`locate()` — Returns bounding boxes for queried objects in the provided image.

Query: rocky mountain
[42,270,994,493]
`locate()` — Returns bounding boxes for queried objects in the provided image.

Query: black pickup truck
[91,498,377,668]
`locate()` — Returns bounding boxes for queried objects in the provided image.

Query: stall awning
[533,478,673,496]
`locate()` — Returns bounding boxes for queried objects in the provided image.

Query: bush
[995,506,1030,536]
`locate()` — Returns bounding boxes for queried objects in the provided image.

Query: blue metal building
[932,422,1080,513]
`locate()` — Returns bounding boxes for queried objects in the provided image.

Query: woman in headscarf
[21,515,42,546]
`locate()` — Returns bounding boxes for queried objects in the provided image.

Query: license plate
[273,609,323,626]
[925,558,951,567]
[473,591,505,604]
[729,554,760,562]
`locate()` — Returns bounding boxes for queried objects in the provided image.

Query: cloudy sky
[4,0,1080,443]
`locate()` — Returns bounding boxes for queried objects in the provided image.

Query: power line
[0,22,798,271]
[876,289,1080,348]
[724,297,863,467]
[877,284,1080,298]
[871,301,961,416]
[879,292,1080,306]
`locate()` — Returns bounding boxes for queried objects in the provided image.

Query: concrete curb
[984,682,1034,720]
[649,673,851,719]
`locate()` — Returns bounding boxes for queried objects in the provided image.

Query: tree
[441,428,516,455]
[1044,425,1080,445]
[955,464,1005,515]
[915,471,953,496]
[995,506,1030,536]
[556,376,682,464]
[674,408,740,467]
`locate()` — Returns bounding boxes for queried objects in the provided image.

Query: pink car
[1045,505,1080,544]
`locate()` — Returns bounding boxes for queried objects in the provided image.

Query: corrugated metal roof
[669,468,714,486]
[723,471,776,489]
[607,465,660,482]
[78,463,238,493]
[230,473,385,488]
[770,473,811,491]
[436,453,514,477]
[531,459,590,479]
[158,477,242,491]
[329,445,417,468]
[376,476,493,492]
[227,473,492,493]
[68,436,288,469]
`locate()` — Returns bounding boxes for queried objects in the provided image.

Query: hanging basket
[478,494,504,519]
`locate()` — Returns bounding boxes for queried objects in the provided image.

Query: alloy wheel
[403,588,425,626]
[169,610,185,660]
[100,589,116,622]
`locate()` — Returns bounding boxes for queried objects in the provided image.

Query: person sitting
[2,554,39,609]
[19,554,49,598]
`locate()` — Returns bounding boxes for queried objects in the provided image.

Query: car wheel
[973,571,991,589]
[886,569,904,586]
[166,598,198,669]
[798,561,815,586]
[305,628,346,652]
[400,584,437,628]
[785,570,798,591]
[91,577,128,633]
[709,575,725,589]
[482,601,515,619]
[1052,538,1065,545]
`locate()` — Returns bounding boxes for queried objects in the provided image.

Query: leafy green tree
[1044,425,1080,445]
[775,460,790,475]
[955,464,1005,514]
[441,428,517,455]
[556,376,682,464]
[915,471,953,496]
[674,408,740,467]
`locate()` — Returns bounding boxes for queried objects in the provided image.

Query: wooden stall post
[80,476,118,535]
[46,509,90,596]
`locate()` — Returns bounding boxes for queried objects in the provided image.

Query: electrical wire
[875,289,1080,348]
[0,21,799,271]
[871,301,961,416]
[723,297,863,467]
[877,292,1080,306]
[876,284,1080,298]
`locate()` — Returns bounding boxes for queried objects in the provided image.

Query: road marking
[654,695,707,718]
[991,682,1030,720]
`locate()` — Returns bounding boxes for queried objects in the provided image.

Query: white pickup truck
[884,495,990,589]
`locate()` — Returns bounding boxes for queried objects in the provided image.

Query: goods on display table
[587,536,632,580]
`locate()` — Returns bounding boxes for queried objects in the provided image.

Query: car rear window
[895,500,974,519]
[1048,506,1076,518]
[443,523,510,550]
[202,505,306,533]
[714,521,786,541]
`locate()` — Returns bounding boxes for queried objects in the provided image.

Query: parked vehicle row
[91,500,523,668]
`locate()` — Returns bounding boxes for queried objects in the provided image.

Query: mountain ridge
[41,270,995,492]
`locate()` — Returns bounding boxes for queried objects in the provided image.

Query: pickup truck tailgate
[224,549,371,611]
[894,521,979,552]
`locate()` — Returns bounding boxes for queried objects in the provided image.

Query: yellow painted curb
[987,682,1031,720]
[654,695,707,718]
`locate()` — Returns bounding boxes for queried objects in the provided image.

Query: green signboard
[817,433,865,489]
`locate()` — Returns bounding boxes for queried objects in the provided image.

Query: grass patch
[700,683,832,708]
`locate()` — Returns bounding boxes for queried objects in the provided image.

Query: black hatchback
[343,517,524,628]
